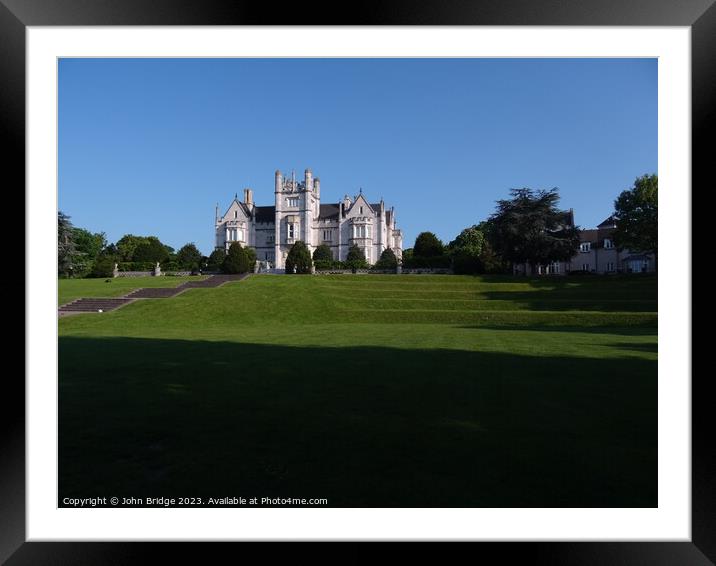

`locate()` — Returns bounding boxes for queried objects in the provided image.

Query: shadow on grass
[459,325,658,336]
[59,337,657,508]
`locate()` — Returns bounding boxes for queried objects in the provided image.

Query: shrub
[176,243,203,270]
[90,255,116,278]
[413,232,444,258]
[451,249,484,275]
[346,244,368,272]
[222,242,250,274]
[373,248,398,270]
[245,247,257,273]
[285,241,313,274]
[207,249,226,271]
[313,244,333,263]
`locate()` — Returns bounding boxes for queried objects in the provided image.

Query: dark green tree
[312,244,333,263]
[115,234,149,262]
[90,254,116,278]
[285,241,313,274]
[413,232,444,258]
[133,236,170,264]
[207,249,226,271]
[58,211,77,276]
[612,174,658,256]
[176,243,203,270]
[489,187,581,274]
[222,242,250,274]
[346,244,368,272]
[448,226,486,275]
[245,247,257,273]
[374,247,398,270]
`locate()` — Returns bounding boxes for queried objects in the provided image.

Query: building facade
[513,212,656,276]
[215,168,403,269]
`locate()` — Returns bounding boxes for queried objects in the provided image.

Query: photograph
[56,57,658,509]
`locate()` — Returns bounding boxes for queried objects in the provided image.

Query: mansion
[514,212,656,276]
[215,168,403,269]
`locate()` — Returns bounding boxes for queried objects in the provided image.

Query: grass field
[58,274,657,507]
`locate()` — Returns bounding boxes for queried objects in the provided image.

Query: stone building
[215,168,403,269]
[570,215,656,274]
[513,212,656,275]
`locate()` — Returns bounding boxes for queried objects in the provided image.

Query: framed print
[4,0,708,563]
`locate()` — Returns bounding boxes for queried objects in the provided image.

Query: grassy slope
[58,275,208,306]
[58,274,657,507]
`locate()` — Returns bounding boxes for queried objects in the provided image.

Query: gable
[222,199,249,222]
[345,194,375,218]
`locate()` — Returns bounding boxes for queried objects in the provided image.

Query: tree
[448,226,486,275]
[115,234,148,262]
[176,243,203,270]
[489,187,581,274]
[207,249,226,271]
[612,174,658,256]
[413,232,444,258]
[312,244,333,263]
[244,246,257,273]
[133,236,170,264]
[90,254,116,278]
[285,241,313,274]
[346,244,368,272]
[222,242,250,274]
[374,247,398,270]
[58,211,77,276]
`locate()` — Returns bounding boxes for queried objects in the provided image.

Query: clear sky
[58,58,657,255]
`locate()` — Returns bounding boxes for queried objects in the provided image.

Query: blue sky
[58,58,657,255]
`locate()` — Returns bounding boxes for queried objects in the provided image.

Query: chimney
[244,188,253,205]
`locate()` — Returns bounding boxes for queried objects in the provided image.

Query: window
[237,229,244,242]
[287,198,299,208]
[287,224,295,239]
[604,238,613,249]
[582,263,590,272]
[580,242,591,252]
[606,262,615,272]
[367,225,371,238]
[234,210,238,219]
[360,206,364,214]
[323,230,332,241]
[267,234,274,244]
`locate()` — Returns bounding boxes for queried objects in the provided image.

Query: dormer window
[604,238,613,249]
[580,242,591,253]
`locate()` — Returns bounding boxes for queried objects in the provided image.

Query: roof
[318,203,339,220]
[580,229,599,243]
[254,206,275,224]
[597,215,617,228]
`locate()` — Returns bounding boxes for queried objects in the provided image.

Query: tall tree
[612,174,658,255]
[222,242,250,274]
[133,236,170,264]
[176,243,203,270]
[312,244,333,263]
[489,188,580,274]
[346,244,368,272]
[413,232,444,258]
[115,234,149,262]
[207,249,226,271]
[374,247,398,270]
[448,226,486,275]
[285,241,313,274]
[58,211,77,276]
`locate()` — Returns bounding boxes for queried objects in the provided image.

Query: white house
[215,168,403,269]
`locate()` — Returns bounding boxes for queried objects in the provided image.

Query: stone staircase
[59,274,250,315]
[58,297,134,316]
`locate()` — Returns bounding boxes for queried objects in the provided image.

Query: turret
[314,177,321,198]
[305,168,313,192]
[275,170,283,193]
[244,188,253,205]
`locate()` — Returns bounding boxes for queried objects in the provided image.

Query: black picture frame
[4,1,706,563]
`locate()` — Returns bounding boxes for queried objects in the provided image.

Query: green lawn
[58,275,208,306]
[58,274,657,507]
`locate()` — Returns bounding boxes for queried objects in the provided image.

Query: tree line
[58,174,656,278]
